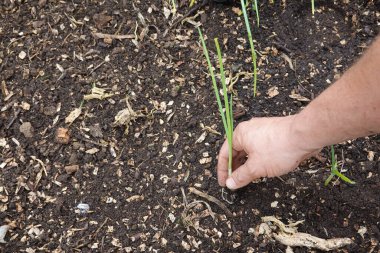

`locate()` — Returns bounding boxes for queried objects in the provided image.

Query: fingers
[217,140,229,186]
[226,158,264,190]
[217,121,249,186]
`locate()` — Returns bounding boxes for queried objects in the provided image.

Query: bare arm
[293,36,380,151]
[217,36,380,190]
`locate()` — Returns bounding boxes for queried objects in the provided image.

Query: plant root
[221,187,237,204]
[260,216,353,251]
[181,200,216,234]
[189,187,233,217]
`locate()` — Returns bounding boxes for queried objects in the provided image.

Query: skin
[217,35,380,190]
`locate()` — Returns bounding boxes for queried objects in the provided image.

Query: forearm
[292,36,380,151]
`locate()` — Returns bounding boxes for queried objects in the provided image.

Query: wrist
[288,112,324,153]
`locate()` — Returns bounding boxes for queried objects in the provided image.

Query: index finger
[217,139,230,186]
[216,121,248,186]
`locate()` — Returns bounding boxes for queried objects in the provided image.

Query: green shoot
[215,38,234,175]
[311,0,315,15]
[189,0,196,7]
[198,28,234,176]
[324,146,356,186]
[240,0,258,96]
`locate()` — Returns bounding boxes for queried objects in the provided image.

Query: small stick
[6,109,21,129]
[92,32,135,40]
[189,187,233,217]
[163,0,209,37]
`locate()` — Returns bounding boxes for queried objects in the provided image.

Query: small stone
[19,51,27,60]
[65,165,79,174]
[19,122,34,138]
[76,203,90,214]
[271,201,278,208]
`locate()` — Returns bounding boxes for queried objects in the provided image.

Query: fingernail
[226,178,237,190]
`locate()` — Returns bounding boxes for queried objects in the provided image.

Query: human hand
[217,115,318,190]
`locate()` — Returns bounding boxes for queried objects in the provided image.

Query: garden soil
[0,0,379,252]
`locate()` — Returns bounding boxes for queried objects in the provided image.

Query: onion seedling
[311,0,315,15]
[252,0,259,27]
[240,0,258,96]
[198,28,234,176]
[324,145,356,186]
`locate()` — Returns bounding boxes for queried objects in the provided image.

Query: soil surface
[0,0,379,252]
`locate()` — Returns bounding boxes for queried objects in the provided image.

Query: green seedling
[324,145,356,186]
[251,0,260,27]
[311,0,315,15]
[198,28,234,176]
[240,0,258,96]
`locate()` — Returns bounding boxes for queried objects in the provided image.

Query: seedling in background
[240,0,258,96]
[198,28,234,177]
[324,146,356,186]
[253,0,259,27]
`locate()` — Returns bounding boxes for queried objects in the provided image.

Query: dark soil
[0,0,379,252]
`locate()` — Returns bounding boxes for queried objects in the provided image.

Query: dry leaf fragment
[195,132,207,144]
[93,13,112,29]
[367,151,375,161]
[113,99,143,135]
[232,7,242,15]
[357,226,367,239]
[289,90,310,102]
[55,127,70,144]
[126,195,144,202]
[86,148,99,154]
[163,7,171,19]
[92,32,134,40]
[65,107,82,124]
[280,53,294,71]
[84,87,113,100]
[267,86,279,98]
[1,81,9,97]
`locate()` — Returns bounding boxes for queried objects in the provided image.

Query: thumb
[226,160,258,190]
